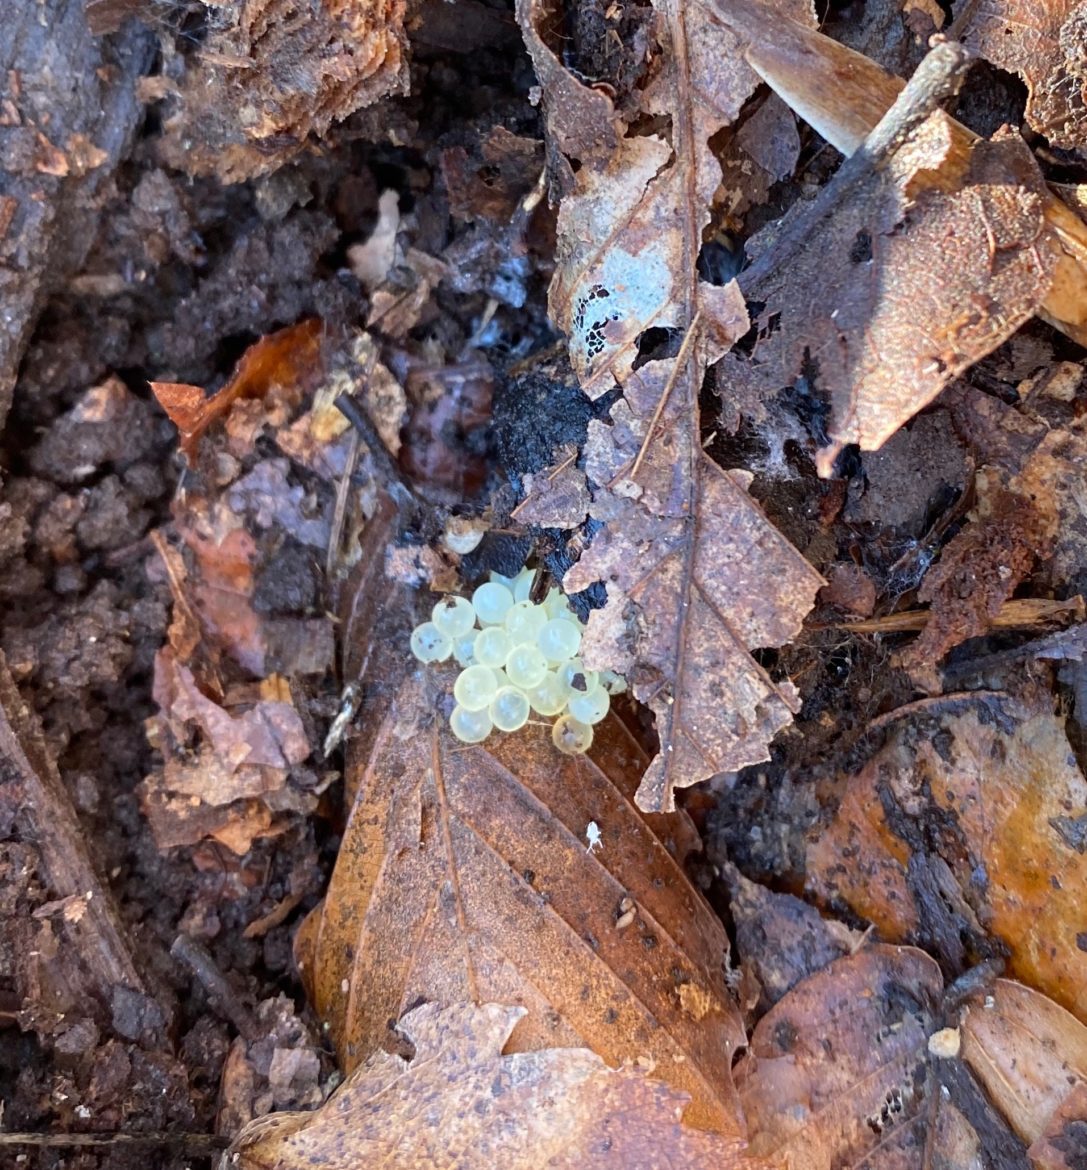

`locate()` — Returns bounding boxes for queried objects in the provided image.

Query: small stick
[0,1132,228,1153]
[171,934,261,1043]
[741,38,973,288]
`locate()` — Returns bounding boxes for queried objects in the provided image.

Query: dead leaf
[151,320,324,462]
[898,484,1053,692]
[295,672,746,1132]
[140,649,316,854]
[717,115,1060,472]
[224,1002,755,1169]
[734,944,943,1169]
[961,980,1087,1146]
[806,692,1087,1022]
[158,0,409,182]
[960,0,1087,151]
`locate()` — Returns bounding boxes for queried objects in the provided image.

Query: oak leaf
[294,671,746,1132]
[223,1002,756,1169]
[518,0,823,811]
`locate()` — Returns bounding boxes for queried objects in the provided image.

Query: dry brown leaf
[151,320,324,461]
[140,649,315,854]
[898,483,1053,692]
[158,0,408,182]
[520,0,822,811]
[961,0,1087,151]
[961,980,1087,1147]
[734,945,944,1169]
[295,671,746,1132]
[717,115,1060,472]
[806,693,1087,1022]
[224,1002,756,1169]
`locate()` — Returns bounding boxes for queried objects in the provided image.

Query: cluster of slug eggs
[409,568,625,754]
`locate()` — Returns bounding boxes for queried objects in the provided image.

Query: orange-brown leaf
[734,945,944,1169]
[224,1002,757,1169]
[151,319,324,461]
[296,673,746,1133]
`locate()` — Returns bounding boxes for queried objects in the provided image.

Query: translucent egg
[505,644,548,689]
[410,621,452,663]
[450,705,492,743]
[432,595,476,638]
[538,617,581,663]
[490,686,530,732]
[526,671,570,716]
[474,626,512,669]
[452,631,478,667]
[558,657,599,695]
[552,714,593,755]
[454,664,498,711]
[490,667,511,690]
[567,684,610,725]
[544,588,573,618]
[512,568,535,603]
[504,601,547,644]
[600,670,628,695]
[472,581,515,625]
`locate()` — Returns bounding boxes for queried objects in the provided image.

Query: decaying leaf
[295,671,746,1132]
[717,114,1061,473]
[151,320,325,462]
[223,1002,754,1169]
[734,945,944,1169]
[157,0,409,182]
[960,0,1087,152]
[961,979,1087,1149]
[517,0,823,810]
[141,651,316,854]
[806,692,1087,1022]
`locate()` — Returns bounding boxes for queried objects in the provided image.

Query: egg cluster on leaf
[410,568,625,753]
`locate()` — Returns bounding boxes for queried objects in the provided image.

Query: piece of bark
[0,5,154,431]
[0,650,143,999]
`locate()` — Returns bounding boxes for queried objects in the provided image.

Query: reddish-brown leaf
[295,671,746,1132]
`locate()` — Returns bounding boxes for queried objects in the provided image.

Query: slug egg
[526,671,570,716]
[512,567,535,603]
[454,664,498,711]
[451,631,478,667]
[472,581,515,625]
[474,626,512,669]
[410,621,452,663]
[558,658,598,695]
[538,617,581,663]
[552,714,593,755]
[505,644,549,689]
[490,686,530,732]
[432,595,476,638]
[567,684,610,726]
[450,705,492,743]
[504,600,547,643]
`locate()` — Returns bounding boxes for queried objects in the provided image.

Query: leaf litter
[10,0,1087,1165]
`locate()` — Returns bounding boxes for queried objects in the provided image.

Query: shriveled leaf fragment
[296,673,746,1132]
[734,945,943,1169]
[718,119,1060,471]
[224,1002,753,1169]
[961,0,1087,151]
[158,0,408,182]
[899,483,1054,692]
[141,650,316,854]
[151,320,324,461]
[806,695,1087,1022]
[961,980,1087,1146]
